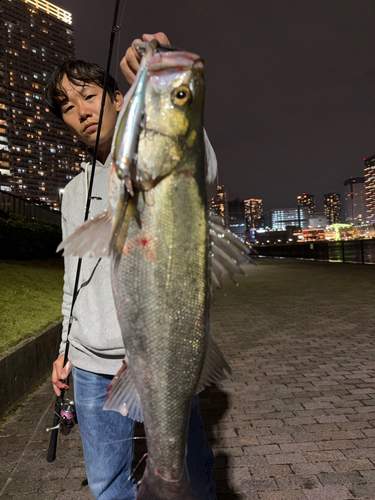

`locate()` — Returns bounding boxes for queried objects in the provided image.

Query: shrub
[0,210,62,259]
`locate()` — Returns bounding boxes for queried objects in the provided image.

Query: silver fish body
[108,51,213,499]
[58,47,234,500]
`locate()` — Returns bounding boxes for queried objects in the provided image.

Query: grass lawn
[0,259,64,354]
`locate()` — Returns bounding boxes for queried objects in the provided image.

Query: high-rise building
[308,212,327,228]
[228,197,246,241]
[0,0,86,207]
[244,198,263,229]
[364,155,375,223]
[210,184,229,227]
[343,177,366,225]
[324,192,341,225]
[264,207,309,230]
[297,193,315,214]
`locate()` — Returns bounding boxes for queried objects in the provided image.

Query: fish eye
[172,86,191,106]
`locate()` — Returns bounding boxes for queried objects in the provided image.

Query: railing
[255,240,375,265]
[0,190,60,225]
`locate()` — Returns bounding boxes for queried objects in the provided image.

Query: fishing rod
[46,0,122,463]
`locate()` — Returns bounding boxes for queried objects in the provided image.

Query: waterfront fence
[255,240,375,265]
[0,190,60,225]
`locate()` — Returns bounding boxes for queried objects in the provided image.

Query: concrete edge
[0,320,62,418]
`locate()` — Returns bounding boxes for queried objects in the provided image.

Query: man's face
[59,75,123,149]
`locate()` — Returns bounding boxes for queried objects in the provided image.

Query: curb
[0,320,62,418]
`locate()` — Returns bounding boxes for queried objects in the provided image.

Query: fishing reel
[46,396,78,462]
[47,397,78,436]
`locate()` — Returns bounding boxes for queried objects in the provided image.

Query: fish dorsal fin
[104,362,143,422]
[196,331,231,394]
[57,209,113,258]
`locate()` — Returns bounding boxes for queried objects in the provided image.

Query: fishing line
[103,436,147,444]
[76,258,102,293]
[127,453,148,484]
[1,394,55,496]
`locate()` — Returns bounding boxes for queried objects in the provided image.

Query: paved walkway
[2,259,375,499]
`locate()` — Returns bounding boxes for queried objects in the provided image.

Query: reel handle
[46,398,60,463]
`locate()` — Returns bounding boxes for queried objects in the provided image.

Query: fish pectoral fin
[196,331,231,394]
[104,362,143,422]
[57,208,113,258]
[210,269,223,292]
[209,213,257,288]
[209,212,258,256]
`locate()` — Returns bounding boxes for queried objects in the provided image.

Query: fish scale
[111,170,208,482]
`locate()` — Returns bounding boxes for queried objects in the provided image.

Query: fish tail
[136,465,194,500]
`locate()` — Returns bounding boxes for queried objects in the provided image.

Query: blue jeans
[73,366,217,500]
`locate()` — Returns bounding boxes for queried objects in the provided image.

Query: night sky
[55,0,374,211]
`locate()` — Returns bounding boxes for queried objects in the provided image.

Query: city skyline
[0,0,86,205]
[216,164,375,232]
[52,0,374,211]
[0,0,373,212]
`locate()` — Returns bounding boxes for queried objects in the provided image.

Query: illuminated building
[244,198,263,229]
[228,197,246,241]
[210,184,229,227]
[0,0,86,206]
[327,223,354,241]
[297,227,326,241]
[343,177,366,225]
[324,192,341,224]
[264,207,309,230]
[252,229,290,245]
[364,155,375,223]
[308,212,327,228]
[297,193,315,214]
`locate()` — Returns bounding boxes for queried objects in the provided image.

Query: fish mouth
[148,51,204,74]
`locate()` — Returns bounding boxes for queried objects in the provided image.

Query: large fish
[59,45,251,500]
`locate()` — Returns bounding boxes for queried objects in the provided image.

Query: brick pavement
[2,259,375,499]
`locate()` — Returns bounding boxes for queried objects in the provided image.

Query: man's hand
[52,354,72,397]
[120,32,171,85]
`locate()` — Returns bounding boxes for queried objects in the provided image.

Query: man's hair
[45,60,119,120]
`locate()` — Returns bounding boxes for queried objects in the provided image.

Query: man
[47,33,218,500]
